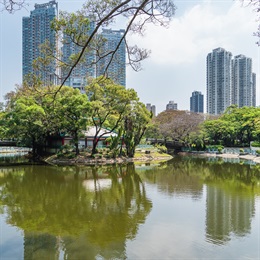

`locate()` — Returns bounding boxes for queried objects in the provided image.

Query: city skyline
[1,0,259,113]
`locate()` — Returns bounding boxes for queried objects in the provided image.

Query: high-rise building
[166,101,177,111]
[146,103,156,117]
[62,27,126,89]
[232,55,256,108]
[97,29,126,86]
[22,1,58,84]
[206,47,232,115]
[207,48,257,115]
[62,20,96,92]
[252,73,256,107]
[190,91,204,113]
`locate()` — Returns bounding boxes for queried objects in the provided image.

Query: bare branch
[1,0,27,13]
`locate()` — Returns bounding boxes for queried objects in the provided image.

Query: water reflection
[206,186,255,245]
[0,156,259,258]
[0,164,152,259]
[137,156,260,246]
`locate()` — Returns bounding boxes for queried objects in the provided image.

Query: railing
[0,147,31,154]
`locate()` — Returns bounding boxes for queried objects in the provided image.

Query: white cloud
[127,1,259,112]
[129,1,258,66]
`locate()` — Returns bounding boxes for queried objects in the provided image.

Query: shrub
[60,144,74,154]
[256,150,260,155]
[207,145,224,152]
[217,146,223,154]
[155,144,167,154]
[251,142,260,147]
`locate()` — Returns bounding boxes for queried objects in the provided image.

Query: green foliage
[54,86,91,155]
[85,77,139,156]
[207,145,224,153]
[256,150,260,155]
[251,142,260,147]
[3,77,151,160]
[202,106,260,147]
[155,144,167,154]
[123,101,151,157]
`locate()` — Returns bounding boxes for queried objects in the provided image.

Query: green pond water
[0,155,259,259]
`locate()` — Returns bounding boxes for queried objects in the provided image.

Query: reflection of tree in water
[138,157,206,200]
[23,232,59,259]
[0,164,152,259]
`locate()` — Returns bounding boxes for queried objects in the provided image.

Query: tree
[85,76,137,155]
[201,106,260,146]
[5,96,48,158]
[1,0,26,13]
[156,110,204,145]
[123,101,151,157]
[3,84,91,157]
[53,86,91,155]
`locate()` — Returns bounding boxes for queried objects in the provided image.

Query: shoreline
[45,153,173,166]
[178,152,260,164]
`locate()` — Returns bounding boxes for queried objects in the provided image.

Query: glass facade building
[96,29,126,87]
[22,1,58,84]
[61,20,96,92]
[190,91,204,113]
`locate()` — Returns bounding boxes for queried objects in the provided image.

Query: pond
[0,156,259,259]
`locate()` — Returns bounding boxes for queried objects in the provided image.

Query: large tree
[5,96,48,158]
[53,86,91,155]
[85,76,138,155]
[123,101,151,157]
[155,110,205,145]
[3,85,91,157]
[202,105,260,146]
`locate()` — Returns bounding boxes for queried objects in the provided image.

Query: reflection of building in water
[206,186,255,245]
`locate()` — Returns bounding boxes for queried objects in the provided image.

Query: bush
[207,145,224,152]
[60,144,74,154]
[155,144,167,154]
[256,150,260,155]
[217,146,223,154]
[251,142,260,147]
[93,153,102,159]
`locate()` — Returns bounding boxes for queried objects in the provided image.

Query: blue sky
[0,0,259,114]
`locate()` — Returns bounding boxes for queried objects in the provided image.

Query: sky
[0,0,259,114]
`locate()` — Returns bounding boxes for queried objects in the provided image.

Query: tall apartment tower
[97,29,126,86]
[206,48,232,115]
[62,20,96,92]
[232,55,256,108]
[252,73,256,107]
[146,103,156,117]
[190,91,204,113]
[22,1,58,84]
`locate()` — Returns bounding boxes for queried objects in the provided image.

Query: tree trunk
[74,131,79,155]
